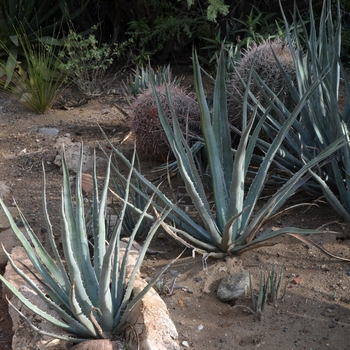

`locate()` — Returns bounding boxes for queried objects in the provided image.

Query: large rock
[53,138,107,173]
[0,206,22,268]
[217,271,250,302]
[8,285,74,350]
[0,206,19,231]
[3,247,73,349]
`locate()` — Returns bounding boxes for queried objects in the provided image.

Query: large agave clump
[229,38,297,128]
[129,84,201,161]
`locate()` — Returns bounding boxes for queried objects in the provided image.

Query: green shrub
[0,33,66,113]
[58,27,126,97]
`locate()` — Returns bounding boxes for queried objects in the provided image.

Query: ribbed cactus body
[129,85,201,161]
[229,38,297,128]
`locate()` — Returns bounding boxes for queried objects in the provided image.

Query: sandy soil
[0,79,349,350]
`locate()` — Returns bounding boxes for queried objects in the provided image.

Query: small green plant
[249,263,284,315]
[0,146,172,342]
[123,64,173,99]
[0,32,66,113]
[58,27,124,97]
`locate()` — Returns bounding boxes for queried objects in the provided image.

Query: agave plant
[0,146,171,343]
[245,0,350,221]
[101,44,346,258]
[123,64,173,99]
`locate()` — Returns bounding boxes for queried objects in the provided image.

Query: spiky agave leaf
[0,144,173,342]
[105,44,347,256]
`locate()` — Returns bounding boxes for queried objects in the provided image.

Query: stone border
[2,245,180,350]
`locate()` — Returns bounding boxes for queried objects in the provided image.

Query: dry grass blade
[0,181,10,199]
[287,233,350,262]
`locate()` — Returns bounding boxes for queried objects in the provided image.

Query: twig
[288,233,350,262]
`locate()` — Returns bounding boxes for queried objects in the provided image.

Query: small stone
[195,277,202,282]
[37,127,59,137]
[217,271,249,301]
[169,270,179,277]
[292,277,302,285]
[187,288,194,294]
[182,340,189,347]
[346,270,350,276]
[198,324,203,331]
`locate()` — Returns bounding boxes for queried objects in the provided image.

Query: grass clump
[0,33,66,113]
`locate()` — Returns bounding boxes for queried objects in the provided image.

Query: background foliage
[1,0,344,68]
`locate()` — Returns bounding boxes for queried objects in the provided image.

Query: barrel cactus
[229,38,297,129]
[129,84,201,162]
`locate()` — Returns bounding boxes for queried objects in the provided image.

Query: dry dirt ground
[0,77,349,350]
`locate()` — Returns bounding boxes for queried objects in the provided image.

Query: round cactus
[129,85,201,162]
[229,38,297,129]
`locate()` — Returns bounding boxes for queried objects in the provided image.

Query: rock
[36,127,60,137]
[54,141,93,173]
[291,277,302,285]
[0,206,19,231]
[72,339,125,350]
[123,241,180,350]
[53,139,107,173]
[0,227,27,268]
[217,271,249,302]
[2,246,32,301]
[8,285,73,350]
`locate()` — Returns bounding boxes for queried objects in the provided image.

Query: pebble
[198,324,203,331]
[217,271,249,301]
[37,127,59,136]
[181,340,189,347]
[346,270,350,276]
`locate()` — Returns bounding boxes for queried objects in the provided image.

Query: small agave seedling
[0,145,172,343]
[123,64,173,99]
[249,263,284,315]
